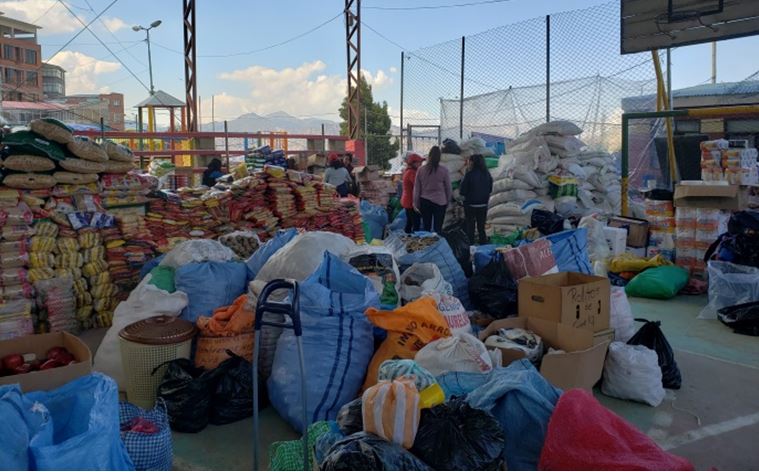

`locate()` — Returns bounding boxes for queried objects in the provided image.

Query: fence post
[224,120,230,172]
[459,36,465,140]
[545,14,551,123]
[400,51,404,154]
[406,123,411,151]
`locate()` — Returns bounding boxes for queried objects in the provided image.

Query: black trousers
[404,208,420,233]
[465,205,488,245]
[420,198,447,234]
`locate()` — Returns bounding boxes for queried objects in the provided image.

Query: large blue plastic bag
[387,210,406,233]
[268,252,379,433]
[0,384,50,470]
[175,261,248,322]
[27,373,135,471]
[360,200,388,242]
[385,231,471,308]
[246,228,298,279]
[544,228,593,274]
[473,244,500,273]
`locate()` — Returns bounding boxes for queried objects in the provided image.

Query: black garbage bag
[627,319,682,389]
[209,350,267,425]
[468,259,518,317]
[336,398,363,435]
[718,301,759,336]
[320,432,430,471]
[705,210,759,268]
[411,398,504,470]
[442,138,461,155]
[442,220,473,277]
[156,358,216,433]
[531,209,565,235]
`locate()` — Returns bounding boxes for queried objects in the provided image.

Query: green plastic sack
[148,265,176,293]
[269,421,331,471]
[625,265,689,300]
[485,156,500,169]
[490,229,524,247]
[2,130,66,161]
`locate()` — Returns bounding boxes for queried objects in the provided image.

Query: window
[25,49,37,65]
[26,71,37,86]
[4,67,15,83]
[3,44,14,60]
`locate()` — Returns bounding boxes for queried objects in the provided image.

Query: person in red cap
[401,152,424,233]
[323,154,351,197]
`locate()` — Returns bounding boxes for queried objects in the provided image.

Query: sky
[7,0,759,128]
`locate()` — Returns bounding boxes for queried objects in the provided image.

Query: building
[0,13,41,102]
[42,63,65,99]
[54,93,126,130]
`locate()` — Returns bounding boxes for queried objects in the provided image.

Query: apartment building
[0,13,42,102]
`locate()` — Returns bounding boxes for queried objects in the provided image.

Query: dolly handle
[254,279,302,336]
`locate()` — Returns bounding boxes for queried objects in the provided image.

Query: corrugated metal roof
[672,81,759,98]
[136,90,185,108]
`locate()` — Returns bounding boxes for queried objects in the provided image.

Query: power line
[365,0,514,11]
[42,0,118,63]
[56,0,152,94]
[82,0,146,67]
[151,12,343,58]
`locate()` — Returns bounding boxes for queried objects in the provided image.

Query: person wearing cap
[413,145,451,234]
[323,155,351,197]
[401,152,424,233]
[460,154,493,245]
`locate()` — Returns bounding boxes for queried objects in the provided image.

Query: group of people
[323,153,358,197]
[401,145,493,245]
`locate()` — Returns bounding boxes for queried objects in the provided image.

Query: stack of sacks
[645,199,675,259]
[34,275,78,334]
[701,139,759,184]
[29,220,58,331]
[316,182,337,208]
[53,224,91,329]
[1,128,66,191]
[292,182,319,213]
[100,174,148,207]
[359,179,393,207]
[79,228,116,328]
[700,139,727,181]
[266,171,297,219]
[101,225,131,298]
[0,195,34,338]
[567,151,621,215]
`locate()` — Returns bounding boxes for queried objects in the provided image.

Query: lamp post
[133,20,162,95]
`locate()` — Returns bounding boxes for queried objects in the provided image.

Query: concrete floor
[85,294,759,470]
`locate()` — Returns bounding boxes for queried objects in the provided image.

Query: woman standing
[401,153,424,233]
[202,158,224,187]
[323,155,352,197]
[459,154,493,245]
[413,146,451,234]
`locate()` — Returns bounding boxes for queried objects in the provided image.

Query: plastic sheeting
[245,228,298,280]
[268,252,379,433]
[360,200,388,242]
[544,228,593,275]
[159,239,236,269]
[699,261,759,320]
[175,261,248,322]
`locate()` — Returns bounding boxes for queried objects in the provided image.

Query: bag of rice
[103,140,135,162]
[2,155,56,172]
[53,172,99,184]
[2,173,57,190]
[59,158,106,174]
[102,160,135,174]
[67,137,108,162]
[30,118,74,144]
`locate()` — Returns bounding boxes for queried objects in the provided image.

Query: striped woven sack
[361,376,420,449]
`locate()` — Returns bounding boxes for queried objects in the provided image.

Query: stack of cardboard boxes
[355,165,394,206]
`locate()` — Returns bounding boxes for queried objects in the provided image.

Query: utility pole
[345,0,361,140]
[711,41,717,84]
[132,20,162,95]
[364,104,368,165]
[211,95,215,132]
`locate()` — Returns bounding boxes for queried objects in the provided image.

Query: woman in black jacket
[459,154,493,245]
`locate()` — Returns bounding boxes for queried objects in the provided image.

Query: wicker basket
[194,332,254,370]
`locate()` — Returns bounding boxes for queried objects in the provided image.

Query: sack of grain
[104,140,135,162]
[2,173,57,190]
[67,137,108,162]
[2,154,56,172]
[102,160,135,174]
[30,118,74,144]
[53,172,99,185]
[59,158,106,174]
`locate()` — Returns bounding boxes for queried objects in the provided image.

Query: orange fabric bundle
[196,294,253,336]
[362,376,420,449]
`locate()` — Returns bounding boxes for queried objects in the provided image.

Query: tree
[339,76,398,168]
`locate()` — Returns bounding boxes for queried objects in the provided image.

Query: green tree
[339,76,398,168]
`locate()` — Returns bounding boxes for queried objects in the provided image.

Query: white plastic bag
[698,261,759,320]
[429,292,472,335]
[400,263,452,302]
[610,287,635,342]
[415,333,493,376]
[343,245,401,307]
[255,231,356,283]
[159,239,236,268]
[93,275,189,389]
[602,342,665,407]
[578,214,611,274]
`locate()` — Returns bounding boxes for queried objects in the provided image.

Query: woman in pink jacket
[413,145,451,234]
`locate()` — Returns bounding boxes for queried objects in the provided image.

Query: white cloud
[389,66,398,74]
[101,17,128,32]
[0,0,129,35]
[48,51,120,94]
[361,68,392,88]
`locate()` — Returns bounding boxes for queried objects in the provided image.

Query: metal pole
[198,95,202,131]
[406,124,411,151]
[211,95,215,132]
[545,15,550,123]
[100,117,105,140]
[224,120,230,172]
[146,28,155,95]
[666,48,673,110]
[364,104,368,165]
[711,41,717,84]
[621,114,629,216]
[459,36,465,140]
[400,51,404,153]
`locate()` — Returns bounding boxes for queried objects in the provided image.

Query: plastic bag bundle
[602,342,665,406]
[362,377,420,449]
[377,359,436,391]
[628,319,682,389]
[484,327,544,364]
[218,230,261,259]
[344,246,401,308]
[415,333,493,376]
[400,262,453,303]
[320,432,431,471]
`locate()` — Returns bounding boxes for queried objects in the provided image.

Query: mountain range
[202,111,341,135]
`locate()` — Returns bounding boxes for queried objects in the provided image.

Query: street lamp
[132,20,162,95]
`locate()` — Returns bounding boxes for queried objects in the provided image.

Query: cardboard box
[0,332,92,392]
[603,226,628,256]
[608,216,649,248]
[479,317,610,391]
[673,182,749,210]
[518,272,610,332]
[354,165,380,182]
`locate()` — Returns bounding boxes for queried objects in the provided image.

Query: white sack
[159,239,236,268]
[400,262,453,302]
[415,333,493,376]
[602,342,665,407]
[255,231,356,283]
